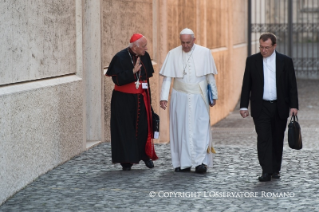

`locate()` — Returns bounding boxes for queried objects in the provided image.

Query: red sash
[114,82,143,94]
[114,82,158,160]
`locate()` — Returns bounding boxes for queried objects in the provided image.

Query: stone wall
[0,0,77,85]
[0,0,85,204]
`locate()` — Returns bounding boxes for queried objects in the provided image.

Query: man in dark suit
[240,33,298,182]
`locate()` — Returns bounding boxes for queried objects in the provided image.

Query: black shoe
[121,163,132,171]
[195,164,207,174]
[175,167,191,172]
[258,173,271,182]
[272,172,280,179]
[143,159,154,169]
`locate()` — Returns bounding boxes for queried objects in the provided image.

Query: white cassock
[160,44,218,169]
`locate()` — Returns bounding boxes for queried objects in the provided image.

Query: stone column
[83,0,105,144]
[156,0,170,143]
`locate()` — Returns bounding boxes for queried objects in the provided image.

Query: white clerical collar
[263,50,276,63]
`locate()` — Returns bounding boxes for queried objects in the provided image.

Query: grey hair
[128,41,139,48]
[128,36,145,48]
[180,34,195,39]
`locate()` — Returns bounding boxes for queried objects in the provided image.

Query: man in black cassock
[105,34,158,171]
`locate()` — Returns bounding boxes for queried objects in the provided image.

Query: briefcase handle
[290,115,298,122]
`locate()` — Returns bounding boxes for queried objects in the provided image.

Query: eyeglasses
[259,46,273,50]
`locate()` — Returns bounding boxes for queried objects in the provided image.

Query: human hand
[240,110,249,118]
[160,100,168,110]
[209,99,216,107]
[290,108,298,116]
[133,57,142,74]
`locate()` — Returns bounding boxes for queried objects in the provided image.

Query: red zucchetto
[130,33,143,43]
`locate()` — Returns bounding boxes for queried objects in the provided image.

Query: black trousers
[253,101,288,174]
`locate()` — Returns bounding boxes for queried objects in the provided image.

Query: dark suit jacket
[240,51,299,119]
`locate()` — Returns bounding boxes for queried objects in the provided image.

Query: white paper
[142,83,148,89]
[154,131,159,139]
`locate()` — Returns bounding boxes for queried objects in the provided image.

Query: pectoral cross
[135,81,140,89]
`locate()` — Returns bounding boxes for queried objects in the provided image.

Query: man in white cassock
[159,28,218,174]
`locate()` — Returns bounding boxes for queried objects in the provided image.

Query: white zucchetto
[180,28,194,35]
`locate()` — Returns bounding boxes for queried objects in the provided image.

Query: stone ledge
[0,75,82,96]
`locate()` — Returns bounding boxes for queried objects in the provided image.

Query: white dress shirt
[262,51,277,101]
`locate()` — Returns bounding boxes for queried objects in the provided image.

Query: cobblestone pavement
[1,79,319,211]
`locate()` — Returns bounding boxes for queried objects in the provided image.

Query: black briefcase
[288,115,302,150]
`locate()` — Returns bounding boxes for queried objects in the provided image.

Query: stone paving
[1,79,319,211]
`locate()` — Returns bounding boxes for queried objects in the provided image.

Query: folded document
[207,84,214,105]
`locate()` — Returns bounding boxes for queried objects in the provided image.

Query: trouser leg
[253,102,279,173]
[272,113,287,172]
